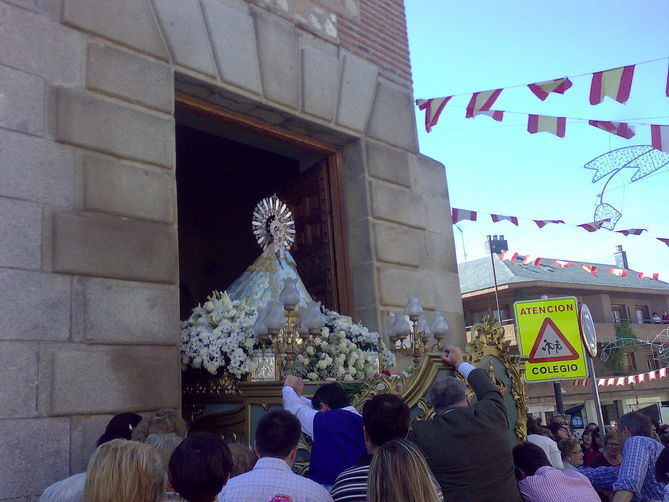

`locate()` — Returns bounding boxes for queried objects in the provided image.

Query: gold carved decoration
[351,315,528,442]
[466,315,528,442]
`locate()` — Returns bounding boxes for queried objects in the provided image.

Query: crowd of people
[39,346,669,502]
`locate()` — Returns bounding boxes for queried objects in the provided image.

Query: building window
[633,305,650,324]
[645,347,660,371]
[471,311,487,325]
[611,304,629,323]
[624,352,637,371]
[493,308,508,321]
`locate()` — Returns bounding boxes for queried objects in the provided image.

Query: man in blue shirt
[283,376,366,487]
[579,412,664,502]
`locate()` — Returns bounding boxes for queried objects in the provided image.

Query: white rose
[307,372,318,380]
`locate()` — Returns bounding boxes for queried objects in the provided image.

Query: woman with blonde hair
[84,439,166,502]
[368,439,443,502]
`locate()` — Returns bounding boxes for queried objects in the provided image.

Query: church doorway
[175,95,351,320]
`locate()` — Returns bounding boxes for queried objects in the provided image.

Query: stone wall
[0,0,462,499]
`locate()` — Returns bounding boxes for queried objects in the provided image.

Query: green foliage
[515,289,530,301]
[604,322,638,374]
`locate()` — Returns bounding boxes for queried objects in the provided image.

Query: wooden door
[277,159,344,312]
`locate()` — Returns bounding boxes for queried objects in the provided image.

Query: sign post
[515,297,588,382]
[579,303,605,433]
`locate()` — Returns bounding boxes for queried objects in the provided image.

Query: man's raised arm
[442,346,507,423]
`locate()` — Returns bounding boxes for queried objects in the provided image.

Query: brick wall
[248,0,413,90]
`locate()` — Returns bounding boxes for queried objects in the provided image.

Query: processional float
[181,195,529,461]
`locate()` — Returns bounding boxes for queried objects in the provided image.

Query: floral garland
[180,292,395,381]
[292,309,396,381]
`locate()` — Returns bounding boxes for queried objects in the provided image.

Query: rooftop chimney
[614,245,629,269]
[487,234,508,254]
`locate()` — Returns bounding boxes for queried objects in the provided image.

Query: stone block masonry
[0,1,462,499]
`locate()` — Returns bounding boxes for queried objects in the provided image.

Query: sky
[405,1,669,278]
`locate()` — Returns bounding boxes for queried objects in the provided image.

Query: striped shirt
[330,454,444,502]
[519,466,600,502]
[330,454,372,502]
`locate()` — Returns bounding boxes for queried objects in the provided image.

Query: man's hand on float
[284,375,304,395]
[441,345,464,368]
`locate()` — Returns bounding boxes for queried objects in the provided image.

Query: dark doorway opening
[175,102,351,320]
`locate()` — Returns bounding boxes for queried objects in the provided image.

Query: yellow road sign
[514,296,588,382]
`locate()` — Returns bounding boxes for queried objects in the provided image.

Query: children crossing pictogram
[528,317,579,363]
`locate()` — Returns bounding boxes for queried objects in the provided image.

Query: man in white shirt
[219,410,333,502]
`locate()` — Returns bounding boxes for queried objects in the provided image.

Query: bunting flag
[500,250,519,262]
[451,208,477,224]
[417,97,451,133]
[491,214,519,225]
[449,208,669,252]
[528,114,566,137]
[588,120,635,139]
[578,219,609,232]
[581,264,599,275]
[616,228,646,236]
[466,89,503,118]
[610,268,628,277]
[651,125,669,152]
[589,65,635,105]
[638,272,661,280]
[528,77,573,101]
[534,219,565,228]
[478,110,505,121]
[523,255,543,266]
[554,261,574,268]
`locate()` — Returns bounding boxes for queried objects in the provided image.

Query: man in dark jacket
[409,346,520,502]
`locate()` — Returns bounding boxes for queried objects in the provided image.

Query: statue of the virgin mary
[226,195,312,308]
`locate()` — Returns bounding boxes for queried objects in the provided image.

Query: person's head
[655,446,669,485]
[585,422,598,432]
[526,416,542,436]
[581,430,592,449]
[619,412,654,442]
[368,439,442,502]
[590,427,602,450]
[168,432,232,502]
[228,443,258,477]
[548,422,569,440]
[603,430,622,457]
[311,382,349,412]
[540,427,556,441]
[362,394,411,453]
[551,415,566,426]
[512,442,551,480]
[659,424,669,446]
[144,433,184,470]
[97,413,142,446]
[84,439,166,502]
[133,409,188,442]
[558,437,583,467]
[254,410,301,465]
[653,312,659,317]
[428,377,469,414]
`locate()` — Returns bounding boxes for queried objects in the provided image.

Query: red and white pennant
[498,251,661,280]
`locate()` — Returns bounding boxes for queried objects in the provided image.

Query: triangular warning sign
[528,317,579,363]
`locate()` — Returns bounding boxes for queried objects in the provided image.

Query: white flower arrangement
[291,309,396,381]
[181,294,395,382]
[180,291,259,378]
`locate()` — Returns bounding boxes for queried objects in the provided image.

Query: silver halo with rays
[252,194,295,251]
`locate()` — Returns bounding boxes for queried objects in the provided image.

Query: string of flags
[416,58,669,152]
[452,207,669,251]
[573,367,667,387]
[499,250,661,280]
